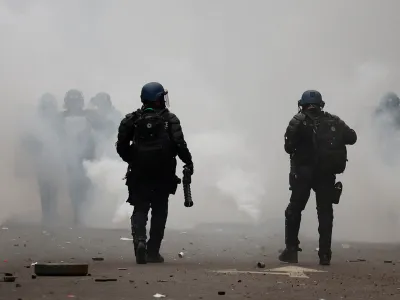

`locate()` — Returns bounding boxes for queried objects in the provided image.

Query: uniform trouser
[67,164,91,225]
[285,166,335,254]
[38,178,58,225]
[130,190,169,255]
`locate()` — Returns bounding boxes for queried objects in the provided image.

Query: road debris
[347,259,366,263]
[178,252,184,258]
[384,260,392,264]
[95,278,117,282]
[218,291,226,295]
[34,263,89,276]
[341,244,350,249]
[92,257,104,261]
[2,275,17,282]
[153,293,166,298]
[257,262,266,268]
[118,268,127,270]
[120,237,133,241]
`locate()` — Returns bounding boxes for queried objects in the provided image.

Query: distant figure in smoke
[88,92,123,158]
[62,89,95,225]
[279,90,357,266]
[19,93,63,225]
[372,92,400,164]
[374,92,400,126]
[116,82,194,264]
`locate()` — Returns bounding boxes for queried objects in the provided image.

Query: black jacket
[116,107,192,165]
[284,108,357,167]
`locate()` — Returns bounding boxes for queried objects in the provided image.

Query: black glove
[184,163,194,175]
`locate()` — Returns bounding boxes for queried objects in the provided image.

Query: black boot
[318,250,332,266]
[135,241,147,264]
[278,246,302,263]
[146,252,164,263]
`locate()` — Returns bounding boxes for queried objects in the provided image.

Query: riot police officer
[116,82,194,264]
[62,89,95,225]
[279,90,357,265]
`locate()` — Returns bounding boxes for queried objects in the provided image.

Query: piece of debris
[92,257,104,261]
[24,265,31,269]
[120,237,133,241]
[118,268,127,271]
[157,280,168,282]
[95,278,117,282]
[2,227,8,230]
[153,294,166,298]
[257,262,265,268]
[3,276,17,282]
[31,274,37,279]
[16,283,21,288]
[341,244,350,249]
[178,252,184,258]
[384,260,393,264]
[34,263,89,276]
[218,291,226,295]
[347,259,366,263]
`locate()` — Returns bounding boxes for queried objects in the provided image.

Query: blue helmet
[298,90,325,108]
[140,82,169,105]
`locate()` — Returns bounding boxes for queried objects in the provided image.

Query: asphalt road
[0,223,399,300]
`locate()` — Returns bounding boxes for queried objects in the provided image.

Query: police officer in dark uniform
[62,89,95,225]
[20,93,63,225]
[116,82,194,264]
[279,90,357,265]
[88,92,123,139]
[374,92,400,128]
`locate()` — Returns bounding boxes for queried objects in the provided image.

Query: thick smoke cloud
[1,0,400,243]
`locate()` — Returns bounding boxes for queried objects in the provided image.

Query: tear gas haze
[1,0,400,243]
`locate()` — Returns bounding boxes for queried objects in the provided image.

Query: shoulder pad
[165,111,179,123]
[323,111,338,119]
[293,112,306,121]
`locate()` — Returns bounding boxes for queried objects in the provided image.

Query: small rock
[157,279,168,282]
[92,257,104,261]
[384,260,392,263]
[178,252,184,258]
[3,276,17,282]
[153,293,166,298]
[16,283,21,287]
[94,278,117,282]
[218,291,226,295]
[257,262,265,268]
[238,280,242,283]
[31,275,37,279]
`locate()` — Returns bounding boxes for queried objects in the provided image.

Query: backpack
[132,108,173,172]
[304,112,347,174]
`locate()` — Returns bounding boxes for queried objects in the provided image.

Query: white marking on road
[211,266,327,278]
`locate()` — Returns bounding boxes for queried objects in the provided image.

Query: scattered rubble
[257,262,266,268]
[95,278,117,282]
[218,291,226,295]
[92,257,104,261]
[153,293,166,298]
[34,263,89,276]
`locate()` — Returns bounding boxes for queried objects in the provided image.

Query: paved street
[0,223,399,299]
